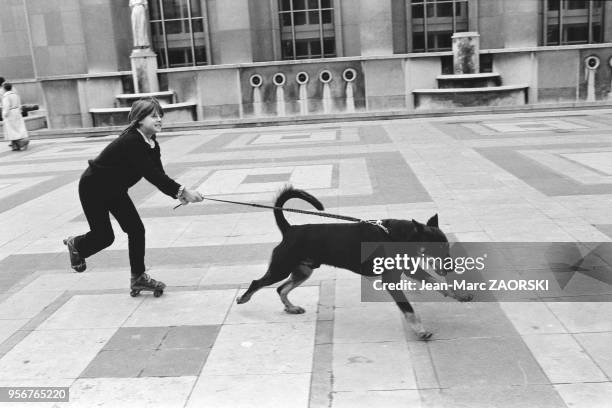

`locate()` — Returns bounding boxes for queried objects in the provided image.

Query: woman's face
[138,111,163,136]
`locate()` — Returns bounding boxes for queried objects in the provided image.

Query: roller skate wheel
[130,289,141,297]
[154,289,163,297]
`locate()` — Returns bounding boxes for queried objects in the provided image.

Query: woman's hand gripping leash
[174,188,204,209]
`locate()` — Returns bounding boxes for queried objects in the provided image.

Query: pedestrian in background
[2,81,29,151]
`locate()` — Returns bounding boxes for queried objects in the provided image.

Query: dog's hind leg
[383,271,432,340]
[236,246,295,305]
[276,263,313,314]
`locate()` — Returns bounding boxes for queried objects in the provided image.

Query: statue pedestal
[130,48,159,93]
[452,32,480,74]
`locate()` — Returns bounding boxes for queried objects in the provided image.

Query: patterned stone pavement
[1,110,612,407]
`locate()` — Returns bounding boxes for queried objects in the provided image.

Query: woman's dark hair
[2,82,12,91]
[127,97,163,127]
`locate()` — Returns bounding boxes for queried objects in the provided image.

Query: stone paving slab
[38,294,142,330]
[413,302,519,340]
[332,341,417,392]
[427,336,549,388]
[0,319,28,344]
[65,377,196,408]
[546,301,612,332]
[202,321,316,376]
[161,325,220,349]
[0,328,115,381]
[2,111,612,406]
[187,373,311,408]
[522,333,608,384]
[573,332,612,378]
[420,385,567,408]
[554,382,612,408]
[124,290,236,327]
[498,302,567,334]
[140,348,210,377]
[81,349,153,378]
[334,305,406,343]
[102,327,169,350]
[332,390,421,408]
[0,290,63,319]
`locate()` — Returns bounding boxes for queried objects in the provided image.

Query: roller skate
[130,272,166,297]
[63,236,86,272]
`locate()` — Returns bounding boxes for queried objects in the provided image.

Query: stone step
[437,72,502,89]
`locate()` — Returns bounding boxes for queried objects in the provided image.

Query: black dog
[236,186,471,340]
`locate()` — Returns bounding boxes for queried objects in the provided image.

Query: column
[214,0,253,64]
[502,0,539,47]
[604,0,612,42]
[359,0,393,56]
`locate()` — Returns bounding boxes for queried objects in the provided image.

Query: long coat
[2,91,28,142]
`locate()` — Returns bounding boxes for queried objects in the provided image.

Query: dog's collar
[364,219,389,234]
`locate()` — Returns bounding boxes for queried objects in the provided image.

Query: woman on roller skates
[63,97,203,296]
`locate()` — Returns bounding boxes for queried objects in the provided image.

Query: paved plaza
[1,110,612,407]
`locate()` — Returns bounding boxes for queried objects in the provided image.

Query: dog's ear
[412,219,425,233]
[426,214,439,228]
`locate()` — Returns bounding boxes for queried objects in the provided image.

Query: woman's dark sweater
[83,127,180,198]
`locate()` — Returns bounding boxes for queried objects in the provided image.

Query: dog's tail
[274,186,324,235]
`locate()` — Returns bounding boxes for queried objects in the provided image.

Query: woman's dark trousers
[74,176,146,278]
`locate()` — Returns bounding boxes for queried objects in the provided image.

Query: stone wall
[578,49,612,101]
[237,62,366,117]
[25,45,612,129]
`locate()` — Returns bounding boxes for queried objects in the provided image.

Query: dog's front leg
[383,272,432,340]
[393,295,432,341]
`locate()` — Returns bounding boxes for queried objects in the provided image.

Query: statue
[130,0,150,49]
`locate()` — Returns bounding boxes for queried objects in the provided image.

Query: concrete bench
[90,102,197,127]
[413,84,529,109]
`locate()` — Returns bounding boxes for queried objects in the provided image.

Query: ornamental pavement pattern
[0,111,612,407]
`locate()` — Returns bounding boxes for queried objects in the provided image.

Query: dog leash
[173,196,389,233]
